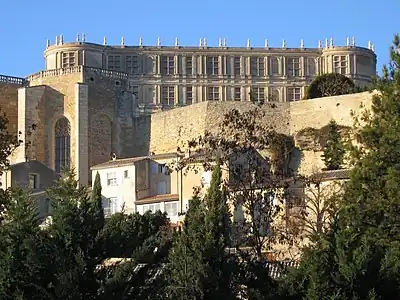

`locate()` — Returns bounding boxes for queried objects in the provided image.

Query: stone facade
[0,37,377,185]
[148,91,373,175]
[0,75,26,137]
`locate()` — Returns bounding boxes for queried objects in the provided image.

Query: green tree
[280,34,400,300]
[202,161,236,299]
[0,188,56,300]
[167,195,207,299]
[305,73,356,99]
[321,119,346,170]
[0,111,21,223]
[168,162,238,299]
[48,169,104,299]
[99,210,169,258]
[90,172,105,234]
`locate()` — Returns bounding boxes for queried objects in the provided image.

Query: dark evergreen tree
[168,162,237,299]
[48,169,103,299]
[305,73,356,99]
[321,119,346,170]
[168,196,207,299]
[0,188,56,300]
[90,171,105,234]
[202,161,236,299]
[280,34,400,300]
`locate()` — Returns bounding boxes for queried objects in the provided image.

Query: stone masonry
[0,35,377,184]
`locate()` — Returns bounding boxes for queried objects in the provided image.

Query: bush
[305,73,356,99]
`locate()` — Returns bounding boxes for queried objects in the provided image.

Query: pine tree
[322,119,346,170]
[280,34,400,299]
[168,195,207,299]
[203,161,235,299]
[0,188,55,300]
[90,172,105,234]
[48,169,104,299]
[168,162,236,299]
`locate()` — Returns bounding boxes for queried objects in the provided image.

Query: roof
[310,169,351,182]
[136,194,179,205]
[98,258,299,280]
[7,160,55,172]
[90,153,181,170]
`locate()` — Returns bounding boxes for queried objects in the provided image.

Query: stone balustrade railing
[25,66,129,82]
[0,74,26,85]
[26,66,84,81]
[84,67,129,80]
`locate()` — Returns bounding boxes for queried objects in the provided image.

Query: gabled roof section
[310,168,351,182]
[90,152,181,170]
[8,160,55,172]
[90,156,148,170]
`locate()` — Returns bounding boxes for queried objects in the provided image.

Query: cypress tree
[280,34,400,300]
[168,161,235,299]
[90,172,105,238]
[322,119,346,170]
[0,189,55,300]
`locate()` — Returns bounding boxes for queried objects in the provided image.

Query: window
[156,181,167,194]
[207,86,219,101]
[44,198,50,215]
[287,87,302,101]
[234,57,241,75]
[186,86,193,105]
[107,172,117,186]
[287,57,301,77]
[186,56,193,75]
[161,86,175,105]
[234,87,241,101]
[142,203,161,213]
[128,85,139,103]
[158,164,167,174]
[126,56,139,74]
[55,117,71,174]
[162,56,175,75]
[165,202,178,217]
[308,57,316,76]
[253,87,265,102]
[333,55,347,74]
[151,162,158,174]
[29,173,38,189]
[108,55,121,71]
[251,57,265,76]
[268,88,280,102]
[206,56,219,76]
[271,57,280,75]
[202,171,211,185]
[62,52,75,68]
[102,197,119,216]
[124,170,129,178]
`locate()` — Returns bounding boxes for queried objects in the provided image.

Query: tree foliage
[305,73,356,99]
[280,34,400,299]
[321,119,346,170]
[168,162,237,299]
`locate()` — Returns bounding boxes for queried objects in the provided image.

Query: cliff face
[148,92,374,175]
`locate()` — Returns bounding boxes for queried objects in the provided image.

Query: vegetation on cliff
[279,34,400,299]
[321,119,346,170]
[0,35,400,300]
[305,73,356,99]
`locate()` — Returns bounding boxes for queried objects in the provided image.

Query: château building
[40,35,376,109]
[0,35,376,186]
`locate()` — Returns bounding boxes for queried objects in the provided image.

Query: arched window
[55,117,71,174]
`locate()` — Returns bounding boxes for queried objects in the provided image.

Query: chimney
[185,149,191,158]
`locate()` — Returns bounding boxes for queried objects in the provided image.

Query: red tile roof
[136,193,179,204]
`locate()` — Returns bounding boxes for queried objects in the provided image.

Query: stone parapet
[0,75,26,85]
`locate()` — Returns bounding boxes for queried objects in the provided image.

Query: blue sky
[1,0,399,77]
